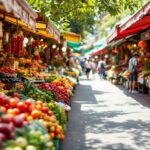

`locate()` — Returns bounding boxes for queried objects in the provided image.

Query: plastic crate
[53,139,60,150]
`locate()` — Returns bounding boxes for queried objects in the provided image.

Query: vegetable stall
[0,0,79,149]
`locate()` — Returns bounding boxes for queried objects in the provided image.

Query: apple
[12,116,24,128]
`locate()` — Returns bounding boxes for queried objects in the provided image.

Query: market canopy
[72,47,82,53]
[36,15,60,42]
[90,44,111,56]
[67,41,82,53]
[107,1,150,43]
[0,0,37,30]
[67,41,80,48]
[62,32,80,43]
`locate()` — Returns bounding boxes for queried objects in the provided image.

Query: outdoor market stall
[105,1,150,94]
[0,1,79,150]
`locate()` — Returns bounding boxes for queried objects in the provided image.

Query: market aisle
[60,75,150,150]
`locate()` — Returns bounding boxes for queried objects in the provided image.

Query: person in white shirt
[84,59,92,80]
[128,53,139,93]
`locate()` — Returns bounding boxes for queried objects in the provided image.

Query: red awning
[90,49,107,56]
[107,1,150,43]
[120,1,150,32]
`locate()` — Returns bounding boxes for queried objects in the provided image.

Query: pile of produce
[0,67,16,74]
[120,70,130,79]
[39,83,70,105]
[0,111,55,150]
[64,71,77,78]
[106,65,122,79]
[5,33,25,57]
[143,59,150,71]
[0,92,65,149]
[21,80,56,102]
[46,76,57,83]
[51,78,74,90]
[138,70,150,78]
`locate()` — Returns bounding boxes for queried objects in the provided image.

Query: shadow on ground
[60,82,150,150]
[116,85,150,108]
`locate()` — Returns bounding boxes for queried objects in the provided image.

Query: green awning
[84,48,94,54]
[67,41,80,48]
[73,47,82,53]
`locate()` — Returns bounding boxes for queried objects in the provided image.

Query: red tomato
[25,99,33,107]
[9,98,18,108]
[47,110,53,116]
[28,104,35,112]
[17,102,27,112]
[55,128,61,134]
[42,106,49,113]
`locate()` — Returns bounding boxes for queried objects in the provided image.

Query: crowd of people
[80,57,106,80]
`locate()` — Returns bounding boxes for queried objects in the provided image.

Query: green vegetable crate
[53,139,60,150]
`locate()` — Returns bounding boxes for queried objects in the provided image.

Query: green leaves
[27,0,146,37]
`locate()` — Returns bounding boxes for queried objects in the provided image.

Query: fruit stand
[0,1,79,150]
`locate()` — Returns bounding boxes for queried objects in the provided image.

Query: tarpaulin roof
[90,44,111,56]
[107,1,150,43]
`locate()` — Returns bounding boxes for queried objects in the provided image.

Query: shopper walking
[91,59,97,79]
[128,53,139,93]
[84,59,92,80]
[98,58,106,79]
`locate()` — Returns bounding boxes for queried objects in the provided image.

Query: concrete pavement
[60,75,150,150]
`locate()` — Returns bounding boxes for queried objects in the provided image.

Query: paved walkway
[60,75,150,150]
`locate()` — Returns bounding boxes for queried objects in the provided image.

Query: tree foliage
[27,0,146,38]
[97,0,146,38]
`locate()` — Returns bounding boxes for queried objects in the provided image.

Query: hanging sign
[0,0,37,30]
